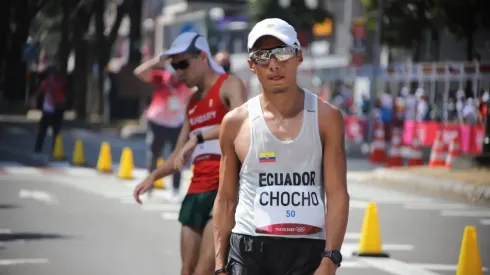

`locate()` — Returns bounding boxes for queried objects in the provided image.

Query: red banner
[402,120,484,154]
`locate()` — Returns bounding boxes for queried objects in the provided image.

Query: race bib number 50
[254,185,325,236]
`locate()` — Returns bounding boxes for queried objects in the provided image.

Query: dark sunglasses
[171,59,192,70]
[249,45,298,65]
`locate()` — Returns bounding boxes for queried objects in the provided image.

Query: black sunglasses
[171,59,192,70]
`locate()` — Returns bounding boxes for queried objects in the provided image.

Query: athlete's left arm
[320,102,350,266]
[199,75,247,141]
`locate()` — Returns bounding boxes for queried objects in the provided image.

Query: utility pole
[367,0,383,144]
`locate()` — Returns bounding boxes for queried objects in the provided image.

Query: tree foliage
[362,0,490,60]
[436,0,490,59]
[249,0,333,33]
[361,0,438,49]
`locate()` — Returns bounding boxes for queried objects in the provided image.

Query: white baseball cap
[159,32,225,74]
[247,18,301,52]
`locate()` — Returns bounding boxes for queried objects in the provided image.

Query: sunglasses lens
[171,60,190,70]
[250,46,296,65]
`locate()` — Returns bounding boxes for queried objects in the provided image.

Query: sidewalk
[348,165,490,206]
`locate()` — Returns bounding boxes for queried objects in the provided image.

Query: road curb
[357,168,490,204]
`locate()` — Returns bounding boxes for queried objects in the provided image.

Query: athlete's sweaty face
[170,52,206,88]
[248,36,302,94]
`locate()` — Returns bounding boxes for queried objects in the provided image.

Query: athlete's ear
[297,50,304,65]
[247,59,256,74]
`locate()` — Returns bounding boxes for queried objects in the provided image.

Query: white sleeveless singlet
[232,90,325,240]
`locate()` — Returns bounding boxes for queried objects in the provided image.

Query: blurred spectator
[31,64,67,158]
[133,56,193,196]
[214,51,231,73]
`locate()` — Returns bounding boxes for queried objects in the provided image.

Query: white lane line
[480,219,490,225]
[349,200,369,209]
[441,210,490,217]
[361,258,442,275]
[141,204,181,211]
[403,203,469,210]
[161,212,179,220]
[18,189,59,205]
[340,260,368,268]
[0,229,12,234]
[410,263,488,272]
[0,258,49,266]
[344,232,361,240]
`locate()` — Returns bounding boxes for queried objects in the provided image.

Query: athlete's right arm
[213,109,243,271]
[133,56,165,83]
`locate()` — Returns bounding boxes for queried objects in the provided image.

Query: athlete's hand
[174,135,197,171]
[313,258,337,275]
[133,177,154,204]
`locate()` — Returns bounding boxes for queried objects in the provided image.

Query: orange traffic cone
[369,121,386,164]
[407,135,424,166]
[386,128,403,167]
[429,131,446,167]
[445,135,461,168]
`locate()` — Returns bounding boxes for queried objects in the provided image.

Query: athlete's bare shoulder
[317,98,344,136]
[219,74,247,109]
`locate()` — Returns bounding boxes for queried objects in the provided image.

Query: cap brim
[208,57,225,74]
[248,30,294,50]
[159,45,188,60]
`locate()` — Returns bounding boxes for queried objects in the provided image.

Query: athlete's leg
[192,220,214,275]
[180,225,202,275]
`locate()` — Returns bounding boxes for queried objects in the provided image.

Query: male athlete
[133,32,246,275]
[213,18,350,275]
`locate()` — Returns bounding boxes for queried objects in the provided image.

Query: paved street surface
[1,158,489,275]
[1,121,489,274]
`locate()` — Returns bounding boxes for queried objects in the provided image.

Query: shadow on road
[0,232,71,242]
[0,204,21,209]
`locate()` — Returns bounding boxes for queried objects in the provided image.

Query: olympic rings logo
[296,227,306,232]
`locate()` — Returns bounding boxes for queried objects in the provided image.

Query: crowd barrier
[343,116,485,155]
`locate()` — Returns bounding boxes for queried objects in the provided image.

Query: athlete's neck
[196,68,221,98]
[261,86,304,118]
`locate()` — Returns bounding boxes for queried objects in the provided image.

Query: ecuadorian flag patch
[259,152,276,163]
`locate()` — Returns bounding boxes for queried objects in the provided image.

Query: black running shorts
[226,233,325,275]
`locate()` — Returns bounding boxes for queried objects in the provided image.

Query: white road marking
[349,200,369,209]
[344,232,361,240]
[340,260,368,268]
[18,189,59,205]
[480,219,490,225]
[0,258,49,266]
[441,210,490,217]
[403,203,469,210]
[3,167,41,175]
[0,229,12,234]
[361,258,442,275]
[161,212,179,220]
[410,263,488,272]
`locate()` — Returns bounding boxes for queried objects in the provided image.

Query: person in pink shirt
[134,57,193,197]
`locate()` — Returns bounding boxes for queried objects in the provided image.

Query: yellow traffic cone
[153,158,165,189]
[456,226,483,275]
[353,202,389,257]
[117,147,134,179]
[72,139,85,166]
[96,142,112,173]
[52,135,65,160]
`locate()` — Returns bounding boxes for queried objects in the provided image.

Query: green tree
[361,0,438,60]
[249,0,332,41]
[436,0,490,60]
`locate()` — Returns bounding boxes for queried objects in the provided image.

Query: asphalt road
[1,120,489,274]
[1,159,489,275]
